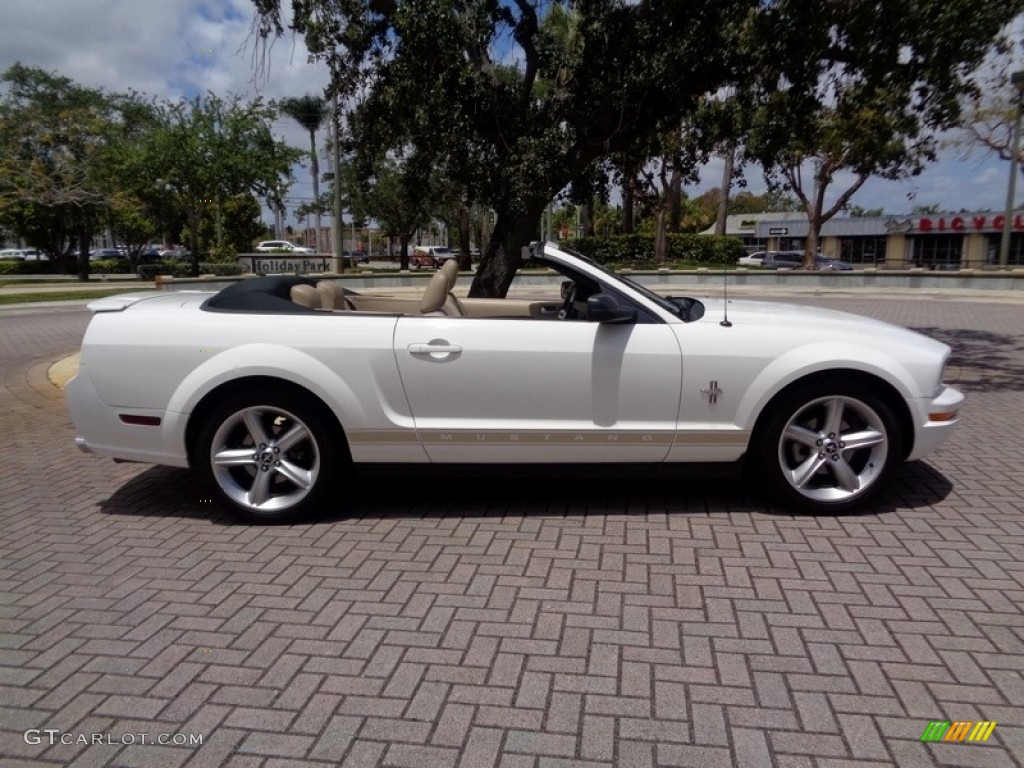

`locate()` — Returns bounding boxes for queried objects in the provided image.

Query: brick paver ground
[1,296,1022,767]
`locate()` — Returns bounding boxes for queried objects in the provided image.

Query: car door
[392,314,683,463]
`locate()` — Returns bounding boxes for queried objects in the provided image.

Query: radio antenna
[720,266,732,327]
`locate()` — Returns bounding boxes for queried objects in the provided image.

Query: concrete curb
[48,353,79,389]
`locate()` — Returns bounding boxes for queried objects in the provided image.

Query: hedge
[137,261,245,281]
[562,234,744,267]
[0,259,59,275]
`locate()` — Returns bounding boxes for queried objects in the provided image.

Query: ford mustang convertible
[67,242,963,523]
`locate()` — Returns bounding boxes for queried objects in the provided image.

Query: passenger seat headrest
[290,283,321,309]
[316,280,346,310]
[421,267,452,314]
[440,258,459,291]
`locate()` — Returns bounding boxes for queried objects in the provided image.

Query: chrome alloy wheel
[209,405,320,512]
[777,395,889,503]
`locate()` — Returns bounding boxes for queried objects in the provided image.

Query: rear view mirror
[560,280,574,300]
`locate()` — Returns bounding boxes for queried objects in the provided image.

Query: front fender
[733,342,918,432]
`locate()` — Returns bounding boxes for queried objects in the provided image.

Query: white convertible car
[68,242,963,523]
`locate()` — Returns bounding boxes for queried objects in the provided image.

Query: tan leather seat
[316,280,353,310]
[420,260,464,316]
[290,283,321,309]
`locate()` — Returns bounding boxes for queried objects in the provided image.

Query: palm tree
[278,95,331,252]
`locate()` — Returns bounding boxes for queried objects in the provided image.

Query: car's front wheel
[752,380,902,514]
[196,388,342,523]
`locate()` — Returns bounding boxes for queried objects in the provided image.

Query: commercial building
[708,212,1024,268]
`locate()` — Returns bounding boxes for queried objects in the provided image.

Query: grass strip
[0,288,146,305]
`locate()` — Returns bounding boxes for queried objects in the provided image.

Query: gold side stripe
[347,430,421,444]
[348,429,748,446]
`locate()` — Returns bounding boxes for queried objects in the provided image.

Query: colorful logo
[920,721,997,743]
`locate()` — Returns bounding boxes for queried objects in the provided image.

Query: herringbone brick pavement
[0,298,1022,767]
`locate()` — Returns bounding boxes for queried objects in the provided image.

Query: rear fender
[161,343,371,457]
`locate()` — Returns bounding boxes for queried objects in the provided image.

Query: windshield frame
[538,243,682,317]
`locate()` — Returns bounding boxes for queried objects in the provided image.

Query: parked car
[426,246,458,264]
[759,251,806,269]
[410,245,457,268]
[408,248,439,269]
[815,257,854,271]
[255,240,315,254]
[89,248,125,261]
[343,250,369,264]
[1,248,32,260]
[68,241,963,524]
[159,248,191,259]
[738,251,766,267]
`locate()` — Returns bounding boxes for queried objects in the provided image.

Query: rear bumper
[66,362,189,467]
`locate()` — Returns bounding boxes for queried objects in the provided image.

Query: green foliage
[89,259,132,274]
[0,259,59,275]
[847,205,886,217]
[254,0,753,295]
[137,261,244,280]
[126,93,304,275]
[0,63,130,279]
[565,234,744,267]
[741,0,1023,255]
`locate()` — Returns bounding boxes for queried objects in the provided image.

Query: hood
[694,298,951,369]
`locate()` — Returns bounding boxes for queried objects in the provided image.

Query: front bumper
[906,384,965,461]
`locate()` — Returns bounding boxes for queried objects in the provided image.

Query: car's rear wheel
[752,380,902,514]
[196,388,341,523]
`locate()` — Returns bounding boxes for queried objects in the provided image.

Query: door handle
[408,342,462,356]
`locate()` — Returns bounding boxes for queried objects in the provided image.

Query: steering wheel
[557,282,579,320]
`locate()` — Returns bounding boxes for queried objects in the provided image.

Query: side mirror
[587,293,637,324]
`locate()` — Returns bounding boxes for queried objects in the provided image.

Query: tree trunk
[715,145,734,236]
[469,202,545,298]
[621,176,635,234]
[76,228,91,282]
[398,233,410,271]
[654,208,668,263]
[457,202,472,271]
[805,225,820,268]
[668,171,682,233]
[188,207,201,278]
[580,201,593,238]
[310,130,322,253]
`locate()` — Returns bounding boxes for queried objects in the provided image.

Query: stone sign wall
[239,255,341,274]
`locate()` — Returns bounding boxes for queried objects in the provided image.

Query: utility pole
[332,87,344,273]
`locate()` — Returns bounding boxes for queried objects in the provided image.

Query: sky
[0,0,1017,225]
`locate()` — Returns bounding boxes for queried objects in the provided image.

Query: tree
[252,0,754,296]
[743,2,1024,267]
[133,94,303,275]
[278,95,331,253]
[950,63,1024,171]
[351,152,434,270]
[0,63,126,279]
[846,205,885,217]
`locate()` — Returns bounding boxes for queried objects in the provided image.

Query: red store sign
[918,215,1024,233]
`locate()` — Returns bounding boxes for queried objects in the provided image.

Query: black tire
[751,379,903,514]
[195,387,343,524]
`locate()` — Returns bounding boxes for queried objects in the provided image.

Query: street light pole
[998,70,1024,268]
[332,87,344,274]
